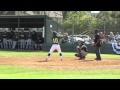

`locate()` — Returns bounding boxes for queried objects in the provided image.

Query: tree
[62,11,120,35]
[0,11,15,15]
[62,11,68,20]
[62,11,97,34]
[96,11,120,34]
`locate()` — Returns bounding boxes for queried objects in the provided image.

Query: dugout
[0,15,64,43]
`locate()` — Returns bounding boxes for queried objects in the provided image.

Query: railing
[42,43,114,54]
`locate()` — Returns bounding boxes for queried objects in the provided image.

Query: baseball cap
[95,29,99,32]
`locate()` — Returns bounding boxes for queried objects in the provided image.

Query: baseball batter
[45,31,63,61]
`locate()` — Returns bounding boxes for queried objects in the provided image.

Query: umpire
[94,29,102,60]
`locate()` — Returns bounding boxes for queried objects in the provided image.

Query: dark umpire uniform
[94,29,102,60]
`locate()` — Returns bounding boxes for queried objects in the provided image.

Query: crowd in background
[0,30,120,50]
[0,30,44,50]
[60,31,120,45]
[105,32,120,45]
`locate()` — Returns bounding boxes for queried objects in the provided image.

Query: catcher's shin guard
[76,48,80,54]
[79,53,83,59]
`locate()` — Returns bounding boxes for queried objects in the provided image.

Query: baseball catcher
[75,40,88,60]
[45,31,63,61]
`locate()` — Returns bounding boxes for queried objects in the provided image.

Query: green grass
[0,51,120,59]
[0,65,120,79]
[0,51,120,79]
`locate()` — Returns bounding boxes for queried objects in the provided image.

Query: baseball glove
[75,53,79,57]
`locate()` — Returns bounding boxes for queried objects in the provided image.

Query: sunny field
[0,51,120,79]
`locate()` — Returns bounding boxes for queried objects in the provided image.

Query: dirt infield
[0,56,120,70]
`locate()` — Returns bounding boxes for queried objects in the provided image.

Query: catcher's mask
[79,40,85,45]
[81,41,84,44]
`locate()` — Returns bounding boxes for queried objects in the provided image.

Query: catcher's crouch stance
[75,41,88,60]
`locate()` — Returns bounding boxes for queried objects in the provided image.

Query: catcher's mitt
[75,53,79,57]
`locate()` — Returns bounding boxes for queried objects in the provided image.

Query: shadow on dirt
[74,59,94,62]
[80,60,94,62]
[36,60,48,62]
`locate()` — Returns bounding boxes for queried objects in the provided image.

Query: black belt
[53,43,59,45]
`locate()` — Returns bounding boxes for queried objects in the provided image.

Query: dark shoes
[95,58,102,61]
[82,56,86,60]
[79,56,86,60]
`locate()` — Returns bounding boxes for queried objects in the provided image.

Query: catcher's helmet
[53,31,57,36]
[79,40,85,44]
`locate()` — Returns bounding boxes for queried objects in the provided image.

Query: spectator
[57,32,63,43]
[108,32,114,41]
[117,40,120,46]
[111,37,117,44]
[115,32,120,40]
[105,38,111,44]
[62,33,68,43]
[100,32,105,43]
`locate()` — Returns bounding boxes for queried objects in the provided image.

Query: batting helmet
[53,31,57,36]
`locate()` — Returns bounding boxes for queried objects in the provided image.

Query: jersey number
[53,38,58,43]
